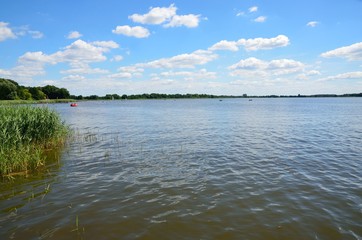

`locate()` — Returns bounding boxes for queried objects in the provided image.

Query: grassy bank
[0,99,75,105]
[0,106,68,177]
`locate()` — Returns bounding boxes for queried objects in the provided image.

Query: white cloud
[158,69,217,81]
[60,63,109,75]
[136,50,218,69]
[62,74,86,81]
[237,35,289,51]
[209,35,289,52]
[111,55,124,62]
[7,39,119,81]
[0,68,12,76]
[229,57,305,77]
[0,22,16,41]
[320,42,362,61]
[108,66,144,79]
[91,40,119,49]
[164,14,201,28]
[108,72,133,79]
[306,70,321,76]
[0,22,44,41]
[254,16,267,23]
[307,21,319,27]
[129,4,201,28]
[318,71,362,81]
[249,6,258,13]
[67,31,82,39]
[229,57,266,70]
[209,40,239,51]
[129,4,177,25]
[112,25,150,38]
[53,39,111,63]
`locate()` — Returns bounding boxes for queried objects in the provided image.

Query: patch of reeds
[0,106,69,177]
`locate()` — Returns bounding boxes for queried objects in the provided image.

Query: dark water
[1,98,361,239]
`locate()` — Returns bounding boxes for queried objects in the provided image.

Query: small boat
[70,103,78,107]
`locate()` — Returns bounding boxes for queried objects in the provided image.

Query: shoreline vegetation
[1,78,362,104]
[0,106,68,177]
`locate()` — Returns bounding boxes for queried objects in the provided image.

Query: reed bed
[0,106,68,176]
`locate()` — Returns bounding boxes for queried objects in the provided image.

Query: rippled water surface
[1,98,362,239]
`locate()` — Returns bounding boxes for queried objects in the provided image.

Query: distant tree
[87,95,99,100]
[57,88,70,99]
[41,85,70,99]
[41,85,59,99]
[28,87,46,100]
[17,87,33,100]
[0,78,18,100]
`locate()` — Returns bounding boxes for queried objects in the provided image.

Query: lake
[1,98,361,239]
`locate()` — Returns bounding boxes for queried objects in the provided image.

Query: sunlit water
[1,98,361,239]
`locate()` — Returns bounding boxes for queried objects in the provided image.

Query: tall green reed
[0,106,68,176]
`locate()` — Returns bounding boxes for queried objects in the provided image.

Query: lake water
[1,98,361,239]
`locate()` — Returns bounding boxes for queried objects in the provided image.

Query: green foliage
[0,78,71,100]
[28,87,46,100]
[41,85,70,99]
[0,78,18,100]
[0,106,68,176]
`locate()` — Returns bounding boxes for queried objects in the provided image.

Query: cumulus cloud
[318,71,362,81]
[67,31,82,39]
[210,35,290,52]
[129,4,177,24]
[52,39,118,64]
[91,40,119,49]
[136,50,218,69]
[158,69,217,81]
[129,4,201,28]
[209,40,239,51]
[60,63,109,75]
[0,22,17,41]
[108,66,144,79]
[229,57,305,76]
[307,21,319,27]
[8,39,119,81]
[320,42,362,61]
[163,14,201,28]
[112,25,150,38]
[237,35,289,51]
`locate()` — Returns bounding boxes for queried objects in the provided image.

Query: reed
[0,106,68,176]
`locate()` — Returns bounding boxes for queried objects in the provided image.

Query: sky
[1,0,362,96]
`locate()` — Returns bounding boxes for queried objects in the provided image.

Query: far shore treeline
[1,78,362,101]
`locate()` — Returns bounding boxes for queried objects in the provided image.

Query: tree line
[1,78,361,101]
[0,78,71,100]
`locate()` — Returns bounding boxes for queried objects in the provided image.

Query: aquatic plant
[0,106,68,176]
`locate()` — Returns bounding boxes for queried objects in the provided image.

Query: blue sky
[1,0,362,96]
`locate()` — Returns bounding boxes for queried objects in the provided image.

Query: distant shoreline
[1,93,362,105]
